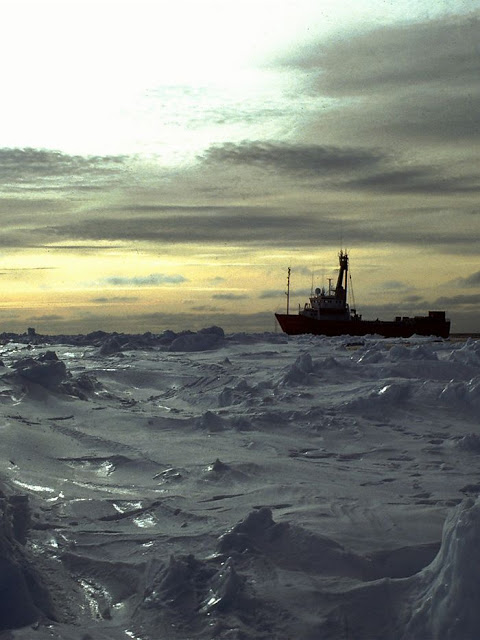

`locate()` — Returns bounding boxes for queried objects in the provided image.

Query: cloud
[0,196,66,219]
[0,267,56,275]
[203,141,385,176]
[90,296,139,303]
[401,295,424,304]
[0,147,128,189]
[145,84,295,132]
[259,289,283,299]
[345,168,480,195]
[102,274,188,286]
[39,209,293,245]
[33,205,478,255]
[32,245,127,251]
[0,147,126,176]
[281,12,480,145]
[452,271,480,287]
[212,293,249,300]
[380,280,408,290]
[434,293,480,306]
[28,314,64,321]
[287,13,479,95]
[259,288,311,299]
[294,266,315,277]
[201,141,480,194]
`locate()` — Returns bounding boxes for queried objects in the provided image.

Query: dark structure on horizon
[275,251,450,338]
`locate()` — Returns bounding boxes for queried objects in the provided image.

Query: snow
[0,329,479,638]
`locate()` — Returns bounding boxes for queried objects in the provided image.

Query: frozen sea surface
[0,328,479,639]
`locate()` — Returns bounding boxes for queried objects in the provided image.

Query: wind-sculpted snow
[316,497,480,640]
[440,377,480,413]
[403,497,480,639]
[0,330,479,638]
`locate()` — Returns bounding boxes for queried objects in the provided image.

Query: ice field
[0,327,479,639]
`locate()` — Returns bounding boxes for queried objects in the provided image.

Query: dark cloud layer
[202,141,480,195]
[287,13,479,95]
[435,293,480,306]
[0,148,127,189]
[282,12,480,144]
[203,142,385,175]
[101,274,188,286]
[454,271,480,287]
[212,293,248,300]
[90,296,139,303]
[33,207,476,253]
[345,168,480,194]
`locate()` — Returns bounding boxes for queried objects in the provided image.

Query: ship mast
[285,267,291,314]
[335,250,348,304]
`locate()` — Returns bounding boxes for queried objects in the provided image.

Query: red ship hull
[275,313,450,339]
[276,251,450,339]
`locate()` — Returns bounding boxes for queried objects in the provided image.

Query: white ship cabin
[299,250,353,321]
[300,286,352,321]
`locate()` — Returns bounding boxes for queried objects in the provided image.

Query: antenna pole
[349,273,356,311]
[286,267,291,314]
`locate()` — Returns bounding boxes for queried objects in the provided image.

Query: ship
[275,251,450,338]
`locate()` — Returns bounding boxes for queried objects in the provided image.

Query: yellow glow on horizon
[0,240,466,333]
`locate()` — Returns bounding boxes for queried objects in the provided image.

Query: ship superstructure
[300,250,353,322]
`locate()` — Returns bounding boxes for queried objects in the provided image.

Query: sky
[0,0,479,334]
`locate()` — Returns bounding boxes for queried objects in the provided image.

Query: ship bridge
[300,251,352,321]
